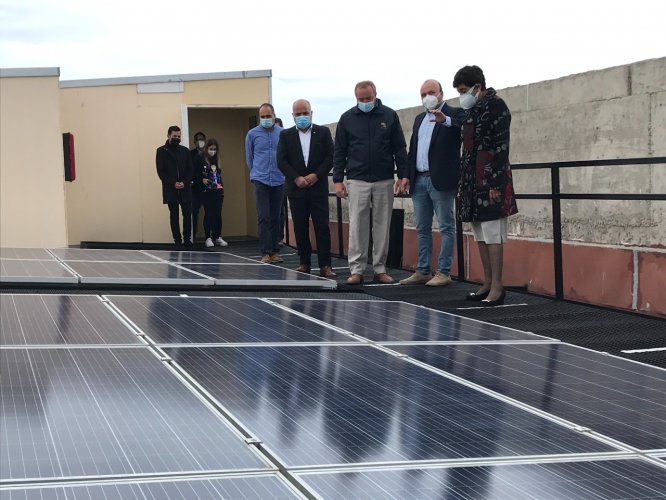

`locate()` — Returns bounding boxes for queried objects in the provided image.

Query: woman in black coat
[193,139,227,247]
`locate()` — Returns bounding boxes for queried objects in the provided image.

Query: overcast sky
[1,0,664,125]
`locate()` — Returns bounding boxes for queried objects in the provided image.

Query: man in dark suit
[156,125,194,247]
[400,80,464,286]
[277,99,336,278]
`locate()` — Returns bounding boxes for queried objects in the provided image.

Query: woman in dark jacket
[453,65,518,306]
[193,139,227,247]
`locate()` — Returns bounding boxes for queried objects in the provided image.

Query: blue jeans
[411,175,455,275]
[253,181,284,255]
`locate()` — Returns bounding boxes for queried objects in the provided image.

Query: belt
[417,171,431,176]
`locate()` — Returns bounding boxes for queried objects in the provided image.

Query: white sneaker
[215,237,228,247]
[205,238,214,248]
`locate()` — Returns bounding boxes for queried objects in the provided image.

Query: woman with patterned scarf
[453,65,518,306]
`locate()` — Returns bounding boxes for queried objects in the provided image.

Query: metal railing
[328,157,666,300]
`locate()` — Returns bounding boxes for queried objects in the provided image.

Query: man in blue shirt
[245,103,285,263]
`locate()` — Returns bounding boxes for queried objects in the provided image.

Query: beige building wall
[59,71,270,245]
[0,68,68,247]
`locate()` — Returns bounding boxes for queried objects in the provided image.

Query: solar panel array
[0,248,335,289]
[2,294,666,499]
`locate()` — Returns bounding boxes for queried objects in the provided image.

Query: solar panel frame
[106,296,359,344]
[0,347,272,482]
[0,248,55,260]
[64,261,214,285]
[387,342,666,451]
[0,294,143,346]
[163,345,619,468]
[143,250,259,264]
[0,259,78,284]
[48,248,163,262]
[180,263,337,288]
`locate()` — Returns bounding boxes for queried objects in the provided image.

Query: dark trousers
[167,202,192,244]
[289,193,332,267]
[254,181,284,255]
[203,191,224,239]
[191,194,203,242]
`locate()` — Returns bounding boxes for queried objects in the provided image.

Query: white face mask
[422,94,439,111]
[459,85,480,110]
[207,150,216,157]
[197,140,205,149]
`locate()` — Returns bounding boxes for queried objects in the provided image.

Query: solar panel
[164,346,615,467]
[0,248,54,260]
[65,261,213,285]
[0,348,269,481]
[298,459,666,500]
[49,248,161,262]
[0,294,141,345]
[0,259,78,284]
[181,264,336,288]
[0,475,300,499]
[108,296,355,344]
[145,250,256,264]
[274,299,548,342]
[389,343,666,450]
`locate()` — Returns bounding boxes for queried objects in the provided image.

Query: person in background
[277,99,336,278]
[193,138,227,248]
[245,103,285,263]
[400,79,464,287]
[333,80,409,285]
[453,65,518,306]
[190,131,206,244]
[156,125,194,247]
[274,117,287,245]
[190,131,206,161]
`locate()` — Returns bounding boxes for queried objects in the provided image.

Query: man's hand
[429,109,448,124]
[335,182,348,199]
[202,179,210,185]
[394,178,409,195]
[489,188,501,204]
[304,173,318,186]
[175,181,185,189]
[295,176,309,188]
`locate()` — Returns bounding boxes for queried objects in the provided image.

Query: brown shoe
[425,272,452,287]
[260,255,271,264]
[399,271,431,285]
[346,274,364,285]
[319,266,337,278]
[296,264,311,274]
[373,273,395,284]
[269,253,283,263]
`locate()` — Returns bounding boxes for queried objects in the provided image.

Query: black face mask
[169,138,181,147]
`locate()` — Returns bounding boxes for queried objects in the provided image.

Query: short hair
[453,66,486,90]
[259,102,275,114]
[167,125,181,135]
[354,80,377,94]
[193,131,206,140]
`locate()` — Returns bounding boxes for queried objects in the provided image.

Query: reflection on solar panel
[0,348,268,481]
[145,250,255,264]
[275,299,548,342]
[0,259,77,283]
[165,346,615,467]
[49,248,161,262]
[0,294,141,345]
[390,343,666,450]
[182,264,335,288]
[66,261,213,285]
[299,459,666,500]
[0,475,300,500]
[0,248,54,260]
[108,296,354,344]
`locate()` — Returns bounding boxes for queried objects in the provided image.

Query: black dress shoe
[481,290,506,307]
[465,290,490,301]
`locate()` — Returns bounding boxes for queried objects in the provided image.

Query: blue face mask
[294,115,312,129]
[357,100,375,113]
[260,118,274,128]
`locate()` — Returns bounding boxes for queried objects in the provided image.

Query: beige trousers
[347,178,394,275]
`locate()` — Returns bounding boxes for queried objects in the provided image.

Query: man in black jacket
[277,99,336,278]
[333,81,409,285]
[156,125,194,247]
[400,80,464,286]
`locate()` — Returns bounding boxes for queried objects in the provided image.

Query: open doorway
[184,106,259,241]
